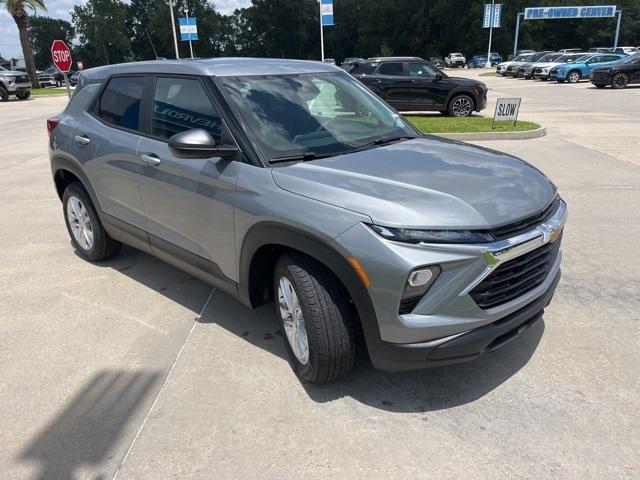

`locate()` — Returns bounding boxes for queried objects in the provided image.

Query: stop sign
[51,40,72,73]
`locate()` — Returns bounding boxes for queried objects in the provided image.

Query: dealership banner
[320,0,334,26]
[524,5,616,20]
[483,3,502,28]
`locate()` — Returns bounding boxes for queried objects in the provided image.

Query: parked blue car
[467,55,488,68]
[490,52,503,65]
[550,53,626,83]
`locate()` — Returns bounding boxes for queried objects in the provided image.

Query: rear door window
[378,62,404,76]
[97,76,145,131]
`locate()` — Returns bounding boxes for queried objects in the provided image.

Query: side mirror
[168,128,239,159]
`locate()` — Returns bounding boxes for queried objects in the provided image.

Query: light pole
[485,0,495,68]
[169,0,180,59]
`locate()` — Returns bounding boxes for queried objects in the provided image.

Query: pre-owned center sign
[524,5,616,20]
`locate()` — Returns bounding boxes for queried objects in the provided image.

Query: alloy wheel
[66,195,94,250]
[568,72,581,83]
[451,97,472,117]
[278,276,309,364]
[612,73,628,89]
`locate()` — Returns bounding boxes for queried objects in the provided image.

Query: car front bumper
[549,71,567,81]
[5,81,32,93]
[333,199,566,371]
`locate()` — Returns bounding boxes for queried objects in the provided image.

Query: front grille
[489,197,560,241]
[534,68,542,74]
[470,238,561,309]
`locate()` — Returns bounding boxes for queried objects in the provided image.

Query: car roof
[79,57,342,81]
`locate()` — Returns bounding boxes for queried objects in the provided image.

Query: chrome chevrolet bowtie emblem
[538,222,563,243]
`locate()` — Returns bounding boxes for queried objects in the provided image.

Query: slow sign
[493,98,521,128]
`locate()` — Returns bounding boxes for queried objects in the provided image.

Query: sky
[0,0,250,59]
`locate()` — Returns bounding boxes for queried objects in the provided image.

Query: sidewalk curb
[431,127,547,141]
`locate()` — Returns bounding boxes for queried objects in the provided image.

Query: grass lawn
[30,87,73,96]
[406,115,540,134]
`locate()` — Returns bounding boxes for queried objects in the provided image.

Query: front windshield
[0,66,7,71]
[217,71,417,161]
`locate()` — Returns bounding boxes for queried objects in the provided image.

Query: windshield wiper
[353,134,419,152]
[270,152,336,163]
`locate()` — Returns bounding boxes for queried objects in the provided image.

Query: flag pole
[169,0,180,59]
[185,7,194,58]
[319,1,325,61]
[485,0,495,68]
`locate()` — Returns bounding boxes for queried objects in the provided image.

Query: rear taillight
[47,118,60,136]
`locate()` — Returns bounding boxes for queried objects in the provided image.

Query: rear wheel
[62,182,122,262]
[567,70,581,83]
[0,87,8,102]
[611,72,629,89]
[273,253,355,384]
[448,94,474,117]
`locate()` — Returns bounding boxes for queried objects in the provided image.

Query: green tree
[28,16,74,69]
[1,0,46,87]
[72,0,131,65]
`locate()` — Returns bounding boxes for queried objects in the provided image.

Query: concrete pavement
[1,75,639,479]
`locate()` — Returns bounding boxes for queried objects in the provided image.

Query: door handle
[140,153,162,166]
[74,135,90,146]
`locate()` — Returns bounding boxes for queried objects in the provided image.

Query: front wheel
[62,182,122,262]
[593,83,606,89]
[273,253,355,384]
[0,87,8,102]
[16,91,30,100]
[448,94,474,117]
[567,71,581,83]
[611,73,629,89]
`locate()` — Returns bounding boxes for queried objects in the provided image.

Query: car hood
[0,71,26,78]
[443,76,484,87]
[271,137,556,229]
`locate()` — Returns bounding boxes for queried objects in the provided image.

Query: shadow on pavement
[85,246,543,414]
[19,370,160,480]
[197,285,545,414]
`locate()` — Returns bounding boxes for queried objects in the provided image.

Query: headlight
[368,224,495,244]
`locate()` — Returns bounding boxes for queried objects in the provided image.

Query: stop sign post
[51,40,73,99]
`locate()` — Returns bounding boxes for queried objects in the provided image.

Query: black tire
[447,94,474,117]
[567,70,581,83]
[16,91,30,100]
[439,110,448,115]
[273,252,355,384]
[557,79,566,83]
[0,87,8,102]
[62,182,122,262]
[611,72,629,89]
[593,83,606,89]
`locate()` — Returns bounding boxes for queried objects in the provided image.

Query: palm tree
[1,0,46,88]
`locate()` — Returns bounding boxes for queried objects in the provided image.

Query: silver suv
[49,59,566,383]
[0,65,32,101]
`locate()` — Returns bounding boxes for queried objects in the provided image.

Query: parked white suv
[445,53,466,68]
